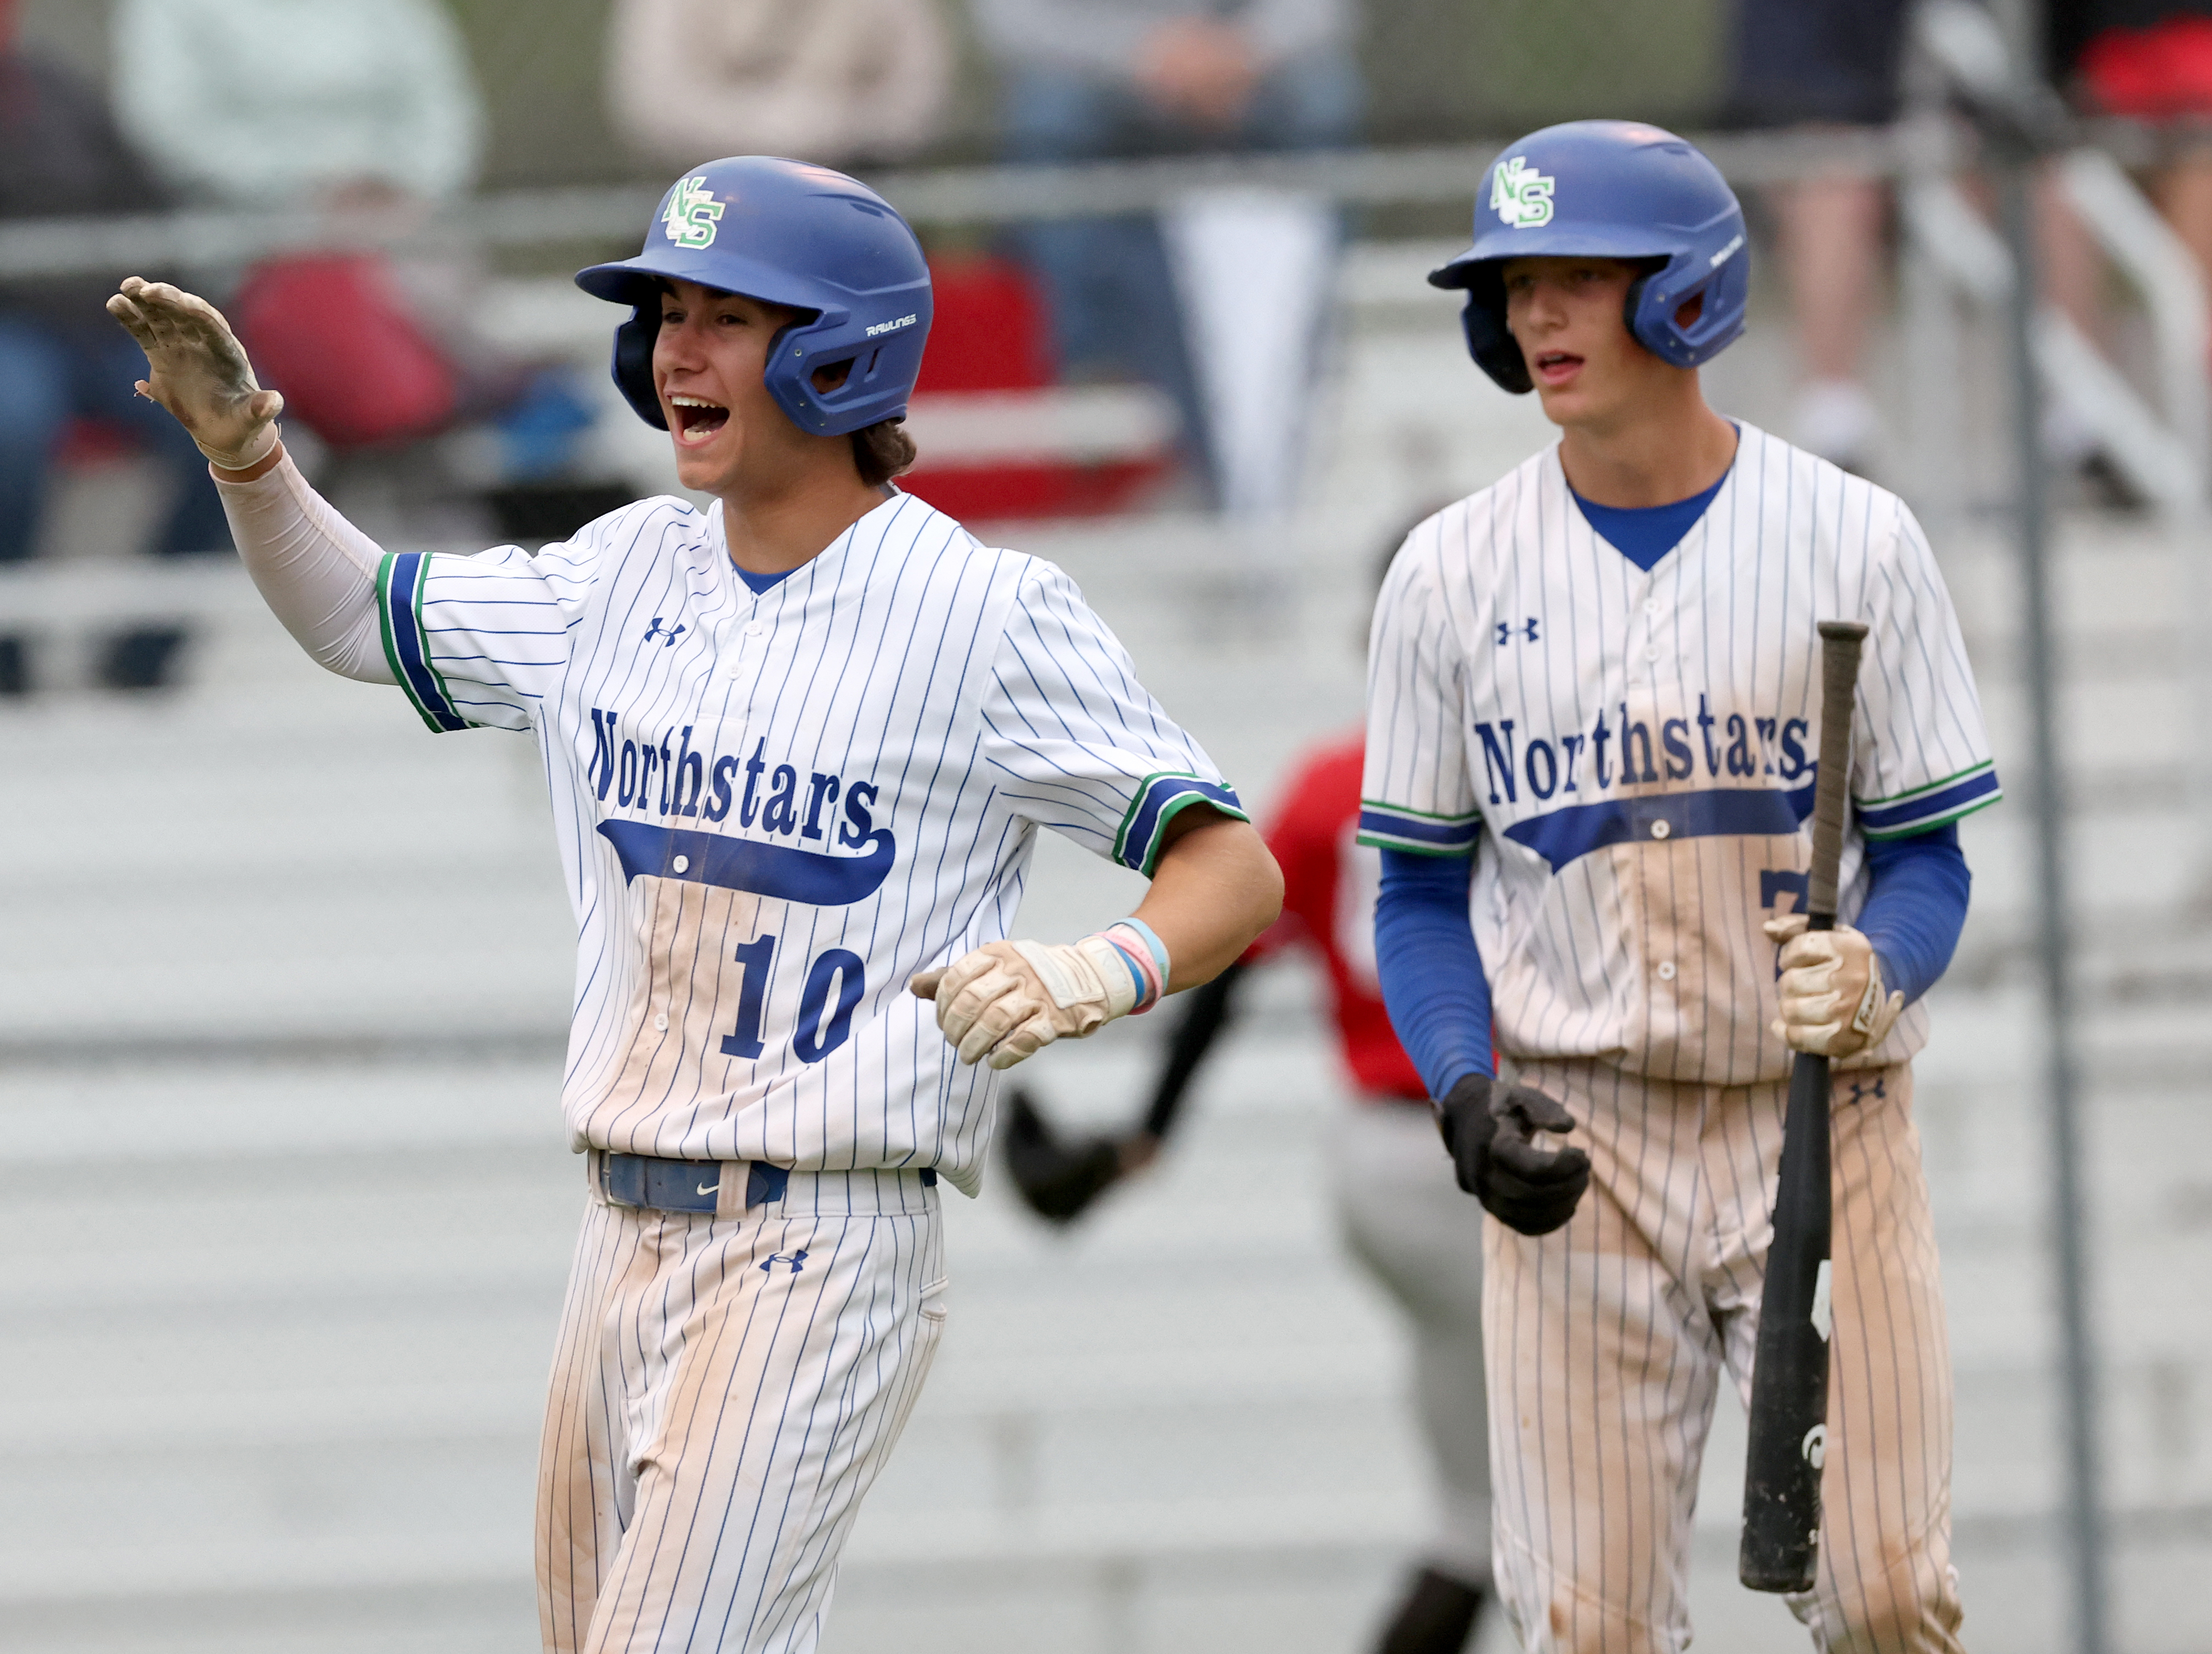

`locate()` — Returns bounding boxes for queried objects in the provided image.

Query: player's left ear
[1674,291,1706,330]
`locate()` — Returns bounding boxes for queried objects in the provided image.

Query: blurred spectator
[113,0,481,210]
[607,0,952,169]
[0,0,231,693]
[973,0,1358,505]
[1723,0,1914,474]
[2047,2,2212,363]
[111,0,589,483]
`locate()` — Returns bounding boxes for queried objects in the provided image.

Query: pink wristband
[1098,922,1164,1013]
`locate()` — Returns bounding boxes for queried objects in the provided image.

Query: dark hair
[851,417,917,488]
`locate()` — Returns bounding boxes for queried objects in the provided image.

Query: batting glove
[1763,913,1904,1060]
[1434,1074,1591,1237]
[1001,1087,1152,1224]
[910,930,1154,1071]
[105,277,283,470]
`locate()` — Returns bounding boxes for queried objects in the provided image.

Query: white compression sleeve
[212,451,395,685]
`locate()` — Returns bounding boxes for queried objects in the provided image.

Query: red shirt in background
[2074,14,2212,119]
[1249,732,1428,1101]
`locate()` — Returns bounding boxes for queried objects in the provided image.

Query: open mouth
[1532,351,1583,384]
[667,393,729,443]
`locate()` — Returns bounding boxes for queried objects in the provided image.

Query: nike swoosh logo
[697,1182,720,1196]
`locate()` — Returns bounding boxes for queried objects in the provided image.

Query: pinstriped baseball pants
[537,1170,947,1654]
[1486,1060,1964,1654]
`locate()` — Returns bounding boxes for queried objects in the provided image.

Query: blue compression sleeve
[1375,829,1963,1094]
[1375,848,1495,1096]
[1854,823,1970,1005]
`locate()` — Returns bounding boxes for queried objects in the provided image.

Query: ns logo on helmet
[662,176,725,250]
[1491,156,1556,229]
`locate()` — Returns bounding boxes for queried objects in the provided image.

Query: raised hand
[105,277,283,470]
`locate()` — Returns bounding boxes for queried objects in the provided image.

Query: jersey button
[654,1013,670,1031]
[1644,642,1662,662]
[1657,961,1678,982]
[672,854,690,873]
[1649,818,1671,840]
[745,622,767,638]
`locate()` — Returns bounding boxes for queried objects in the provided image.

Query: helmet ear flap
[1627,253,1744,368]
[612,305,666,430]
[762,313,842,432]
[1676,252,1750,359]
[1461,271,1533,395]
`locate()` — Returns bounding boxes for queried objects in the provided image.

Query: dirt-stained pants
[1485,1059,1964,1654]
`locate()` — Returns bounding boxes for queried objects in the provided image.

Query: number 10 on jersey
[719,935,866,1064]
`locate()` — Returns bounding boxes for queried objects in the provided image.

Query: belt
[597,1152,936,1216]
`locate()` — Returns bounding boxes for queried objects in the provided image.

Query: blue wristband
[1114,916,1171,984]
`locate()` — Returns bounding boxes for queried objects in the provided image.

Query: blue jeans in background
[1001,54,1360,505]
[0,316,231,565]
[0,316,233,689]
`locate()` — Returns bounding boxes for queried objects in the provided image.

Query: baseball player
[105,156,1281,1654]
[1363,122,1998,1650]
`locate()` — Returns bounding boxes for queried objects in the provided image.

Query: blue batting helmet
[575,157,931,437]
[1428,121,1748,394]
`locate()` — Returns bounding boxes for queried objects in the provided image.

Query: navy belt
[602,1154,786,1213]
[599,1153,934,1214]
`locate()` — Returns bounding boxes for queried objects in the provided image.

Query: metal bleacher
[4,235,2212,1654]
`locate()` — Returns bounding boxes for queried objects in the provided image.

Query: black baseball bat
[1739,618,1866,1594]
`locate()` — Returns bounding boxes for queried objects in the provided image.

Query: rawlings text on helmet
[1491,157,1556,229]
[661,178,725,250]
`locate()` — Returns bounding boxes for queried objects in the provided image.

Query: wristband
[1099,918,1170,1014]
[1111,916,1170,981]
[1092,935,1153,1013]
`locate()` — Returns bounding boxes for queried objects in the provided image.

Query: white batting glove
[1763,913,1904,1059]
[105,277,283,470]
[909,936,1144,1070]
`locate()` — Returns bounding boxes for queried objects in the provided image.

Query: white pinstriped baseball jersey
[373,490,1242,1192]
[1359,424,1999,1085]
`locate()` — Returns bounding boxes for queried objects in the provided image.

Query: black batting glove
[1434,1073,1592,1236]
[1001,1086,1128,1224]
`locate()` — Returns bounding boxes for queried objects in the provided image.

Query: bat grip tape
[1807,622,1867,920]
